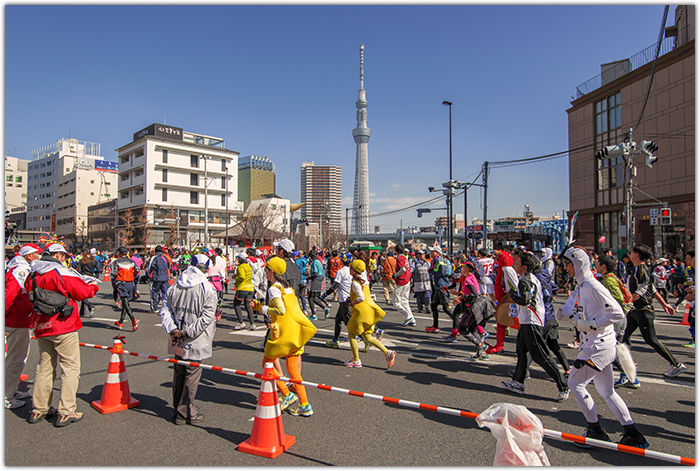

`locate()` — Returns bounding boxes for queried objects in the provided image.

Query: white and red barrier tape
[79,342,695,466]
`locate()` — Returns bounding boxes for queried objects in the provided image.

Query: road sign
[494,221,514,232]
[468,225,474,232]
[650,208,659,226]
[474,225,483,231]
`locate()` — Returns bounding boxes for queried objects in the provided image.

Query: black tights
[308,292,328,315]
[118,297,135,324]
[622,309,678,366]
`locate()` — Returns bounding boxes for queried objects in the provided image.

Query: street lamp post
[442,101,453,255]
[225,165,229,257]
[202,154,209,247]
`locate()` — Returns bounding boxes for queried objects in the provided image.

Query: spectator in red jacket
[5,243,42,409]
[25,243,99,427]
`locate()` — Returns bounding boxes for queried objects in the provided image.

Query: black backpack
[26,271,73,318]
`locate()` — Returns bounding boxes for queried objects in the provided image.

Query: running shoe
[682,341,695,348]
[249,324,257,331]
[425,326,440,333]
[473,343,488,359]
[325,339,340,349]
[555,388,570,402]
[278,391,299,412]
[308,315,318,321]
[385,350,396,369]
[5,397,26,409]
[233,323,246,331]
[289,403,313,417]
[663,363,687,377]
[501,380,525,395]
[614,373,629,388]
[624,377,641,389]
[345,359,362,368]
[373,329,384,341]
[442,335,457,343]
[567,340,580,349]
[618,432,650,449]
[132,319,140,332]
[324,306,331,319]
[361,341,371,353]
[114,322,123,330]
[401,318,416,327]
[574,427,611,449]
[89,308,95,318]
[115,301,121,309]
[485,344,503,355]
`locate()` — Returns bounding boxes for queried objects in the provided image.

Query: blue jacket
[295,257,308,283]
[147,253,171,282]
[431,257,451,290]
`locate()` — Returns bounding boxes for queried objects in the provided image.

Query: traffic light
[639,140,658,168]
[4,209,9,221]
[417,208,432,218]
[660,207,672,225]
[596,143,625,160]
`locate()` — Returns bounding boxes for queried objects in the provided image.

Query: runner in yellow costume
[251,256,317,417]
[345,259,397,369]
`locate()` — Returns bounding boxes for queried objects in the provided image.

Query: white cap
[278,239,295,253]
[90,248,97,255]
[47,243,68,254]
[237,252,248,259]
[429,246,443,255]
[19,243,41,256]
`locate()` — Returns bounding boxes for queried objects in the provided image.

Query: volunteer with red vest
[25,243,99,426]
[5,243,42,409]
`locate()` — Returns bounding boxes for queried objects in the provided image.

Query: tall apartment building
[238,155,276,210]
[5,155,29,213]
[567,5,695,254]
[300,161,342,235]
[26,139,118,245]
[115,123,242,249]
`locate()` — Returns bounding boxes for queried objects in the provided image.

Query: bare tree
[121,208,136,246]
[324,229,346,251]
[239,203,284,246]
[137,207,152,249]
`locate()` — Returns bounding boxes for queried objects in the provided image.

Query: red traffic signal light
[660,208,672,226]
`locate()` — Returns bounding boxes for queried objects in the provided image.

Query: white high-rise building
[5,155,29,214]
[352,44,371,236]
[26,139,118,243]
[115,123,243,248]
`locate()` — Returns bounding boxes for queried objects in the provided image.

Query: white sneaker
[5,397,26,409]
[234,323,246,331]
[664,363,687,377]
[555,389,570,402]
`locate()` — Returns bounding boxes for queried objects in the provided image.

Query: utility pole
[623,129,635,249]
[482,161,489,249]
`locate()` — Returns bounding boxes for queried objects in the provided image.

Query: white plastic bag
[475,403,550,466]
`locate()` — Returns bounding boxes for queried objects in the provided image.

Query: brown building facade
[567,6,695,256]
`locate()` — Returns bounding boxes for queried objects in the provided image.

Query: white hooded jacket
[561,247,624,369]
[159,265,218,361]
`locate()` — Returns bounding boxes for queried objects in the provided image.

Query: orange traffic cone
[103,266,111,282]
[92,337,139,414]
[238,362,296,459]
[679,302,691,326]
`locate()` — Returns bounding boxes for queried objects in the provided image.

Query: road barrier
[78,341,695,466]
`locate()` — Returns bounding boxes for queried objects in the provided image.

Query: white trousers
[568,361,633,426]
[5,327,31,399]
[393,283,414,321]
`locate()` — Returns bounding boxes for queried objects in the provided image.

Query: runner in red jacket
[5,243,42,409]
[25,243,99,427]
[486,248,517,354]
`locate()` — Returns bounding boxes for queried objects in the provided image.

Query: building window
[190,173,198,186]
[190,191,199,204]
[190,154,199,168]
[596,211,621,253]
[595,92,621,135]
[221,176,226,188]
[15,176,22,183]
[162,169,168,183]
[162,188,167,201]
[221,194,226,206]
[221,159,226,172]
[6,176,12,182]
[162,150,168,164]
[120,154,129,164]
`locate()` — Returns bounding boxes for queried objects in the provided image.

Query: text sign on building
[95,160,118,172]
[494,221,514,232]
[649,208,659,226]
[133,123,183,142]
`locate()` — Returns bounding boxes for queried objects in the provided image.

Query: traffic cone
[103,266,111,282]
[679,302,691,326]
[92,337,139,414]
[238,362,296,459]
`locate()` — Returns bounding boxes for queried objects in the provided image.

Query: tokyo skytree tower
[352,44,371,236]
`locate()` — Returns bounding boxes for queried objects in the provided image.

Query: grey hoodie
[159,266,218,361]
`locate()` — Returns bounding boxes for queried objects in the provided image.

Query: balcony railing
[574,27,688,98]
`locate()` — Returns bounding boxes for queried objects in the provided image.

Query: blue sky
[5,4,674,232]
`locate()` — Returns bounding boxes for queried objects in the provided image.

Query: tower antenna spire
[359,44,364,90]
